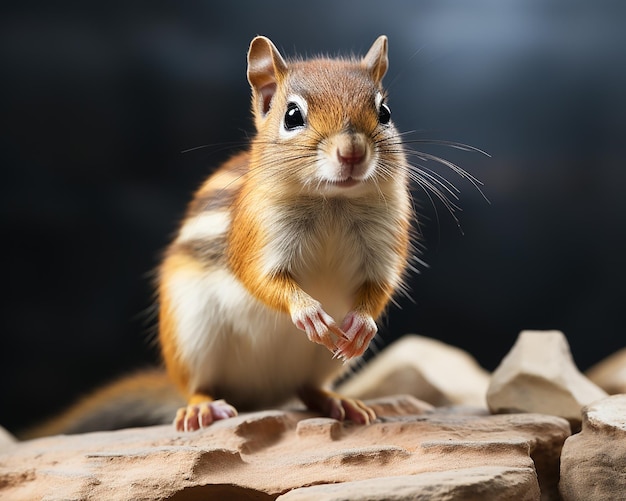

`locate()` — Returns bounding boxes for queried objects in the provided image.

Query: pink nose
[337,148,365,166]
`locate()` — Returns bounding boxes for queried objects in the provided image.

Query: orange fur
[157,261,192,397]
[157,36,413,431]
[353,281,396,320]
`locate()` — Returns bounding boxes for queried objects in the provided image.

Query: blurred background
[2,0,625,434]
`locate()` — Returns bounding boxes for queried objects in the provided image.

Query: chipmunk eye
[378,102,391,125]
[284,102,305,130]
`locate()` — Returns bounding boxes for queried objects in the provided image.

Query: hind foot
[298,386,376,424]
[174,397,238,432]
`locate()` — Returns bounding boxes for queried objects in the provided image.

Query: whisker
[408,150,489,204]
[407,150,483,186]
[406,162,461,198]
[376,131,490,209]
[180,141,249,155]
[402,138,491,158]
[401,161,464,233]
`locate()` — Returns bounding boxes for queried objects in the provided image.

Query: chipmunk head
[246,35,406,198]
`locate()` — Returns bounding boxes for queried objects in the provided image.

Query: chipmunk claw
[292,302,345,353]
[335,311,377,359]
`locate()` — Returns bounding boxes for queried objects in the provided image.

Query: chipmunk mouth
[330,177,360,188]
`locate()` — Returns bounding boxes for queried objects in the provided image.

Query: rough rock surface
[585,347,626,395]
[338,335,490,408]
[0,395,570,501]
[559,394,626,501]
[487,330,607,428]
[278,467,541,501]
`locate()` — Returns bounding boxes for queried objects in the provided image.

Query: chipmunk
[161,34,412,431]
[22,35,418,437]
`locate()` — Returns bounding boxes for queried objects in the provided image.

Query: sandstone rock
[338,335,490,407]
[0,426,16,449]
[585,347,626,394]
[278,467,541,501]
[559,394,626,501]
[487,330,607,428]
[365,393,435,416]
[0,396,570,501]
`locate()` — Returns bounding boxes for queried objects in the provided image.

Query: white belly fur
[168,267,347,410]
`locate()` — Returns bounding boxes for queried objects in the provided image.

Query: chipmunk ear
[247,36,288,120]
[362,35,388,84]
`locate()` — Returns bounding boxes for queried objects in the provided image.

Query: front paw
[291,302,344,353]
[336,311,377,359]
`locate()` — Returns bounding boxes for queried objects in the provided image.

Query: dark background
[2,1,625,434]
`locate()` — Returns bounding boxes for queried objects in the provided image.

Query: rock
[364,393,436,417]
[278,467,541,501]
[487,330,607,428]
[337,335,490,408]
[0,396,570,501]
[0,426,16,449]
[585,347,626,394]
[559,394,626,501]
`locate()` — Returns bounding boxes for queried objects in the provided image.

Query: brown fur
[159,35,412,430]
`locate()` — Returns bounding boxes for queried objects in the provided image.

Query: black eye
[284,102,305,130]
[378,102,391,125]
